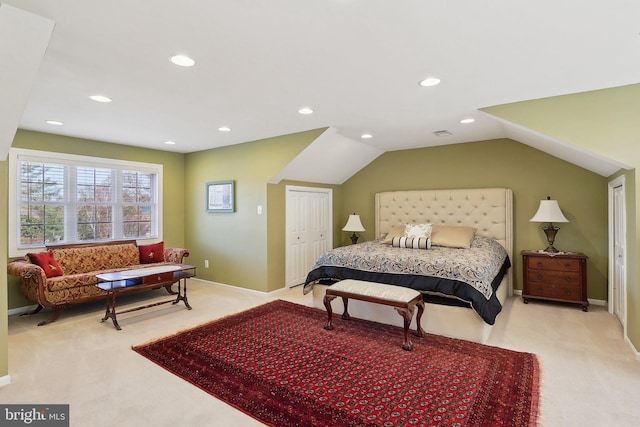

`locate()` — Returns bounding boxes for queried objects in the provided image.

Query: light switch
[257,205,263,215]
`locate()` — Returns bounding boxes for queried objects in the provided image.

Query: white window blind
[9,148,163,256]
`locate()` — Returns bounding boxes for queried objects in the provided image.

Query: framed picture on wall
[206,180,235,213]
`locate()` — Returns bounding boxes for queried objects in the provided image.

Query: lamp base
[349,233,359,244]
[542,223,560,253]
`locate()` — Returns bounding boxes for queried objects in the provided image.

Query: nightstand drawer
[527,256,579,272]
[526,269,581,286]
[526,282,581,301]
[521,250,588,311]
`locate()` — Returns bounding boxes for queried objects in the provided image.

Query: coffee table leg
[101,293,121,331]
[182,278,192,310]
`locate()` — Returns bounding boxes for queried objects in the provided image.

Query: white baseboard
[512,289,607,306]
[0,375,11,388]
[625,336,640,360]
[7,305,38,316]
[192,278,289,297]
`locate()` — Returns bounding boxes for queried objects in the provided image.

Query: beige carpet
[1,280,638,426]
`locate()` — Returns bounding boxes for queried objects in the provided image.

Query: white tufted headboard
[375,188,513,293]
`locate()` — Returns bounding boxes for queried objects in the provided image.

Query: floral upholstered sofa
[7,240,189,325]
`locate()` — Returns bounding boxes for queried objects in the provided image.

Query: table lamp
[343,214,365,244]
[530,196,569,253]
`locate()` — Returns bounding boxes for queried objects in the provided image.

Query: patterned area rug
[133,300,540,427]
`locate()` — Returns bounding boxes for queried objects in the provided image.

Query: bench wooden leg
[395,306,414,351]
[415,299,426,337]
[323,295,337,330]
[340,296,351,320]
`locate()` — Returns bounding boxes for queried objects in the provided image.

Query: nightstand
[521,250,589,311]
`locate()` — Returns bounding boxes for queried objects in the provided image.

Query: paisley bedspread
[303,235,510,324]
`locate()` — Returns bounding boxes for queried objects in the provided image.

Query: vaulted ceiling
[2,0,639,179]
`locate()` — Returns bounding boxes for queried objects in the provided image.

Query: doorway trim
[607,175,627,332]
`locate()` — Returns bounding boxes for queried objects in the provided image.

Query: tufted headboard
[375,188,513,293]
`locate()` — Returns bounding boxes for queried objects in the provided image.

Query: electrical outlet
[204,259,209,268]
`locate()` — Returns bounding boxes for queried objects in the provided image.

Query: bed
[303,187,513,343]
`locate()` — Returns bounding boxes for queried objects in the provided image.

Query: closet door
[286,186,332,288]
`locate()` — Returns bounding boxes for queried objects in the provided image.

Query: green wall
[5,130,187,309]
[482,85,640,351]
[183,129,324,293]
[341,138,609,299]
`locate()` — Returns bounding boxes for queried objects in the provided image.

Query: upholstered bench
[323,279,425,351]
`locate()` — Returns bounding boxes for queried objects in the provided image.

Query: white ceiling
[2,0,639,177]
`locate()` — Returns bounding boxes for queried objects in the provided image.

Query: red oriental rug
[133,300,540,427]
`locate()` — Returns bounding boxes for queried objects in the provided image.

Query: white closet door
[286,186,332,288]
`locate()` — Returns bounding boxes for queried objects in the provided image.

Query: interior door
[286,186,332,288]
[612,183,626,327]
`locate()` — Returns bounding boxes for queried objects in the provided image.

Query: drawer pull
[537,287,543,292]
[564,263,572,269]
[536,262,543,267]
[565,290,572,295]
[537,275,543,280]
[565,277,572,283]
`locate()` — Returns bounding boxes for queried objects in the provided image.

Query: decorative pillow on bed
[405,223,432,239]
[431,225,477,248]
[381,224,408,244]
[390,236,431,249]
[27,250,63,278]
[139,242,165,264]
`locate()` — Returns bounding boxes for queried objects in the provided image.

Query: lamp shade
[530,198,569,223]
[342,214,365,232]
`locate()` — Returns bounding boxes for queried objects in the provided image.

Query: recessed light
[46,120,63,126]
[361,133,373,139]
[89,95,112,103]
[419,77,441,87]
[460,118,475,124]
[169,54,195,67]
[164,140,176,145]
[218,126,231,132]
[298,107,313,115]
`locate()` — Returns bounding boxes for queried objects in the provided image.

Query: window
[9,148,163,257]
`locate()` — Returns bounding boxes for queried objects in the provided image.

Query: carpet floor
[133,300,539,427]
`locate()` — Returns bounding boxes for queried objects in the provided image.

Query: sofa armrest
[7,258,48,305]
[164,247,190,264]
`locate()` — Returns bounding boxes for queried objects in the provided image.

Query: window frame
[8,148,163,258]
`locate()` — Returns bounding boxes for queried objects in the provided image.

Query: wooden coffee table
[96,264,196,330]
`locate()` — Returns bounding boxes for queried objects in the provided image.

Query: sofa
[7,240,189,326]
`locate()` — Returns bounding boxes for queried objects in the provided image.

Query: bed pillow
[405,223,432,239]
[431,225,477,248]
[381,224,408,244]
[390,236,431,249]
[27,250,63,278]
[139,242,165,264]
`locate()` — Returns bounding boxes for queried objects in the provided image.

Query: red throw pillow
[139,242,165,264]
[27,250,63,278]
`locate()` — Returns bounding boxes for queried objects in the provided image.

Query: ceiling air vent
[433,130,452,137]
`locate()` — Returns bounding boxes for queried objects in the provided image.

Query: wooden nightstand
[521,250,589,311]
